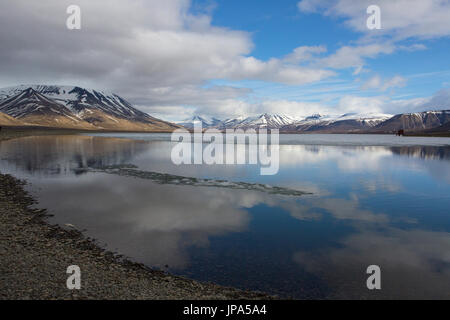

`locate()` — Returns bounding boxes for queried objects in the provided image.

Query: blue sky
[185,0,450,120]
[198,0,355,60]
[1,0,450,121]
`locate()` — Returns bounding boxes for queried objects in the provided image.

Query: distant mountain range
[178,114,297,130]
[178,111,450,134]
[0,85,449,134]
[0,85,180,131]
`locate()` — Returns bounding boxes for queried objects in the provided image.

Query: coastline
[0,126,84,141]
[1,129,448,300]
[0,172,272,300]
[0,129,273,299]
[1,125,449,139]
[0,126,178,142]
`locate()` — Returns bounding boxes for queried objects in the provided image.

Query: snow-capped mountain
[373,110,450,132]
[0,85,180,131]
[176,110,449,133]
[283,112,393,133]
[294,112,391,124]
[178,113,298,130]
[0,88,94,129]
[0,88,75,119]
[188,112,392,132]
[177,115,222,129]
[302,113,323,122]
[0,85,159,123]
[1,86,448,134]
[220,113,297,130]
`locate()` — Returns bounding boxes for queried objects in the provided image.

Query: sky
[0,0,449,121]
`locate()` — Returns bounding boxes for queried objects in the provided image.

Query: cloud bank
[0,0,449,121]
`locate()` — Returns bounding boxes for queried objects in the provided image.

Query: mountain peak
[0,86,79,121]
[0,85,180,131]
[304,114,323,121]
[23,87,36,93]
[19,87,44,98]
[178,115,222,128]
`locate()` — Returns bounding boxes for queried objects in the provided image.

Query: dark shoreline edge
[0,171,274,300]
[1,125,449,138]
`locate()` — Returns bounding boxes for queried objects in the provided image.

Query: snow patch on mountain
[177,115,222,128]
[180,112,393,130]
[0,85,150,122]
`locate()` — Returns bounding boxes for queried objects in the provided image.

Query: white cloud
[297,0,450,40]
[319,43,396,72]
[375,88,450,114]
[337,95,385,114]
[283,45,327,64]
[225,56,335,85]
[293,227,450,298]
[423,87,450,109]
[362,75,382,90]
[363,75,407,91]
[0,0,447,121]
[138,105,195,122]
[381,75,407,91]
[282,43,398,75]
[0,0,334,96]
[398,44,427,52]
[152,87,450,121]
[258,100,329,118]
[334,89,450,115]
[0,0,343,122]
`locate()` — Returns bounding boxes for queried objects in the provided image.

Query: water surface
[1,133,449,299]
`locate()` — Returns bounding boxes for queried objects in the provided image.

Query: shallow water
[1,133,449,299]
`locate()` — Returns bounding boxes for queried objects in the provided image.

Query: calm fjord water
[1,133,449,299]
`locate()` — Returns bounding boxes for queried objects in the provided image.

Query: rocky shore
[0,134,272,299]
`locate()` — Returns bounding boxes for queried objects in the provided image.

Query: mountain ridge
[178,110,450,134]
[0,88,95,129]
[1,85,449,134]
[0,85,180,131]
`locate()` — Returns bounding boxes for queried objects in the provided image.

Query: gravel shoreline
[0,133,273,299]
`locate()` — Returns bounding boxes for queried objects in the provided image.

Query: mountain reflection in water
[0,134,449,299]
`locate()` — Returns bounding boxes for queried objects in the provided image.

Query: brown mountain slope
[0,112,26,126]
[80,108,181,131]
[429,120,450,132]
[373,110,450,133]
[19,114,97,130]
[412,120,450,136]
